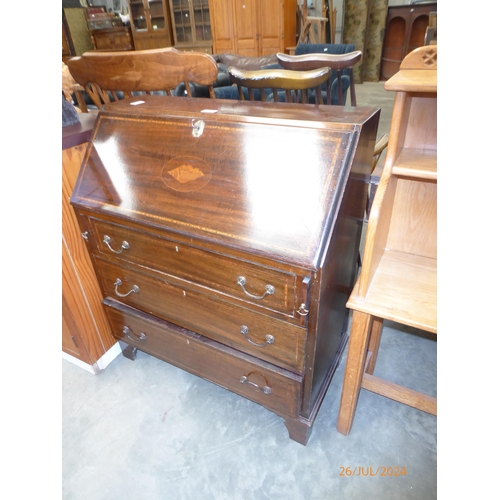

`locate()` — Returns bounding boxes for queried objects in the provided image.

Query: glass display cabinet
[127,0,173,49]
[169,0,212,53]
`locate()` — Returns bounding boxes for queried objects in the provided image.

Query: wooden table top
[62,112,97,150]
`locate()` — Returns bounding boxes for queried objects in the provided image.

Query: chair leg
[366,317,383,375]
[337,310,373,435]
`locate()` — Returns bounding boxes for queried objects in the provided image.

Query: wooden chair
[228,66,332,104]
[67,47,219,112]
[276,50,362,106]
[336,46,437,436]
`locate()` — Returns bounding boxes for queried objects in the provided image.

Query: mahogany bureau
[71,96,379,445]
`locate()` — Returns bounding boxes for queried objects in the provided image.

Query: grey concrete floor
[62,82,437,499]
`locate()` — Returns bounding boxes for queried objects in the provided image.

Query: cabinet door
[407,12,429,54]
[380,14,406,80]
[129,0,173,49]
[129,0,149,31]
[170,0,212,48]
[233,0,259,57]
[148,0,170,31]
[258,0,283,55]
[192,0,212,44]
[170,0,194,44]
[208,0,234,52]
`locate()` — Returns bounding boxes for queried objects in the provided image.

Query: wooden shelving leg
[366,316,383,375]
[336,310,373,435]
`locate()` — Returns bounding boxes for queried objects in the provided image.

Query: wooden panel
[408,14,429,53]
[132,32,172,49]
[403,96,437,149]
[258,0,283,55]
[209,0,235,53]
[282,0,296,53]
[388,178,436,258]
[104,298,303,417]
[174,44,213,54]
[380,17,406,80]
[62,282,91,362]
[233,0,259,56]
[62,143,115,363]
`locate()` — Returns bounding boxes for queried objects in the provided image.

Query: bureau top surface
[72,96,378,268]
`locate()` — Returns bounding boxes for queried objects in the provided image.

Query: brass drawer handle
[103,234,130,254]
[123,326,146,342]
[237,276,275,300]
[297,303,309,316]
[114,278,140,297]
[240,325,274,348]
[240,376,272,395]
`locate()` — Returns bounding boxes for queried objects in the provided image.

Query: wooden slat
[392,148,437,180]
[384,70,437,92]
[361,372,437,415]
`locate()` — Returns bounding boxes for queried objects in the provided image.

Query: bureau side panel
[303,113,379,417]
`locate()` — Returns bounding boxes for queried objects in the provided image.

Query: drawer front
[95,257,307,373]
[104,298,302,418]
[89,217,297,316]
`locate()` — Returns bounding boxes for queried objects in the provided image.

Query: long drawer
[95,257,307,373]
[103,298,302,418]
[88,217,297,317]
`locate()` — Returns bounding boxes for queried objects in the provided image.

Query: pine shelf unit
[336,45,438,435]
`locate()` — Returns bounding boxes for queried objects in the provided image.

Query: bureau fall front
[71,96,379,444]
